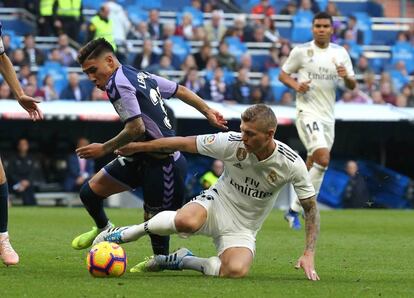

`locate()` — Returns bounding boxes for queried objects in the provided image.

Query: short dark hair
[241,104,277,133]
[77,38,114,65]
[312,12,333,25]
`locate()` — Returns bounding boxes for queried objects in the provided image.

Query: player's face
[240,120,273,155]
[312,18,333,46]
[82,54,116,91]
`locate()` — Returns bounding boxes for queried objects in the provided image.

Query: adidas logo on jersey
[233,163,243,169]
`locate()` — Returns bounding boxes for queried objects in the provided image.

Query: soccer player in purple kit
[71,38,228,256]
[0,22,43,266]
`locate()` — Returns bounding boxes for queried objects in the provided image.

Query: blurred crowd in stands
[0,0,413,107]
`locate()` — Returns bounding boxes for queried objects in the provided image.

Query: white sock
[309,163,327,196]
[289,184,302,213]
[182,256,221,276]
[122,211,177,242]
[0,231,8,239]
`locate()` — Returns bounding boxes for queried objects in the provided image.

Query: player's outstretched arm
[175,85,228,130]
[296,196,320,281]
[77,118,145,159]
[115,136,198,156]
[0,54,43,120]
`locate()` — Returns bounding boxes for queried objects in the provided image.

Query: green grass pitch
[1,208,413,297]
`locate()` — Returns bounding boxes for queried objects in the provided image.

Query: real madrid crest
[267,170,277,183]
[203,134,216,145]
[307,49,314,57]
[236,148,247,161]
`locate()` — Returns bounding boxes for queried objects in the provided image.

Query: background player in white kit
[95,104,321,281]
[279,12,357,228]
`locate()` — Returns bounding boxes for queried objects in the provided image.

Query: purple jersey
[105,65,178,139]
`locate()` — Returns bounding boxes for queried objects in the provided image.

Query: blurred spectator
[251,0,275,17]
[133,39,159,70]
[264,45,281,70]
[179,67,204,96]
[146,55,175,75]
[257,74,275,103]
[11,49,28,67]
[48,48,63,64]
[215,40,237,71]
[298,0,320,14]
[231,14,253,42]
[161,23,176,40]
[148,9,163,40]
[199,159,224,190]
[205,56,218,72]
[251,87,264,104]
[37,0,56,36]
[56,33,77,66]
[180,54,198,73]
[279,90,295,106]
[338,88,372,104]
[193,26,207,41]
[340,15,364,45]
[279,0,297,15]
[202,67,227,102]
[42,75,59,101]
[18,64,31,87]
[54,0,83,41]
[228,68,252,104]
[248,25,272,43]
[160,39,181,69]
[355,55,372,75]
[106,0,131,49]
[22,34,45,66]
[60,72,89,101]
[380,81,397,106]
[2,34,13,56]
[370,90,385,105]
[401,84,414,107]
[63,137,95,192]
[238,53,257,72]
[326,1,341,16]
[360,72,379,95]
[342,160,371,208]
[128,22,151,40]
[175,13,196,40]
[8,138,37,206]
[204,10,226,42]
[88,4,116,51]
[395,94,407,107]
[194,42,212,70]
[90,87,109,101]
[263,16,283,43]
[0,82,12,99]
[23,84,44,101]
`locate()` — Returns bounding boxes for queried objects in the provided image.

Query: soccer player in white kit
[94,104,321,281]
[279,12,356,228]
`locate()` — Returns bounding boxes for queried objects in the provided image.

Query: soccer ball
[87,241,127,277]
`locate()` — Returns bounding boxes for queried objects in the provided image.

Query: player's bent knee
[174,213,203,233]
[220,261,249,278]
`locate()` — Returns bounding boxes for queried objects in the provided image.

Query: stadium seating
[318,168,350,208]
[268,67,289,102]
[37,62,68,95]
[224,37,248,61]
[353,12,373,45]
[391,41,414,74]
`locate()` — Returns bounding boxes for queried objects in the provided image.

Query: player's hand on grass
[18,94,43,121]
[205,108,228,130]
[76,143,105,159]
[295,252,320,281]
[114,143,138,156]
[295,80,311,94]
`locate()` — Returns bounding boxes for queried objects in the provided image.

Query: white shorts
[185,189,256,256]
[296,113,335,156]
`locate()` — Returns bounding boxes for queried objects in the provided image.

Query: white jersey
[282,40,355,122]
[196,132,315,233]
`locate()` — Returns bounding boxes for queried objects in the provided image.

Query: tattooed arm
[295,196,320,281]
[76,118,145,159]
